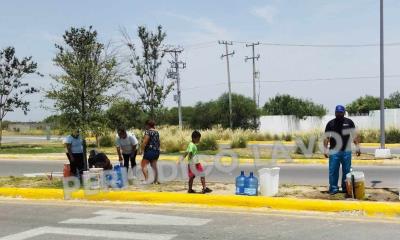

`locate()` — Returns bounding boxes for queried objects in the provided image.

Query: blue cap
[335,105,345,113]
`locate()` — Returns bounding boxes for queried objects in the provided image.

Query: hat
[335,105,345,113]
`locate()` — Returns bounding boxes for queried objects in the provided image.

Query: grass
[0,144,65,154]
[0,176,63,188]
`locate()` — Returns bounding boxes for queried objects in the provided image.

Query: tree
[263,94,327,119]
[346,95,394,115]
[124,25,174,119]
[0,47,40,146]
[189,101,219,129]
[388,91,400,108]
[217,93,260,129]
[46,26,124,138]
[105,99,146,130]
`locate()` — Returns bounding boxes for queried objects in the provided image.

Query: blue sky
[1,0,400,121]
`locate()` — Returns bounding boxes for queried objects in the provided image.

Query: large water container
[244,172,258,196]
[258,167,280,197]
[235,171,246,195]
[345,171,365,200]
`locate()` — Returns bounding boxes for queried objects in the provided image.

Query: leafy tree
[0,46,40,146]
[217,93,260,129]
[346,95,394,115]
[124,25,174,118]
[105,99,146,130]
[189,101,219,129]
[159,106,195,126]
[388,91,400,108]
[263,94,327,119]
[46,26,124,138]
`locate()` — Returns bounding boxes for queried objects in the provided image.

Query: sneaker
[329,190,338,195]
[152,181,160,185]
[202,187,212,194]
[188,189,196,194]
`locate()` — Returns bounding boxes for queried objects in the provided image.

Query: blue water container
[244,172,258,196]
[114,165,123,188]
[235,171,246,195]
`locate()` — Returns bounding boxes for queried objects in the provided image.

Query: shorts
[188,163,205,178]
[143,149,160,162]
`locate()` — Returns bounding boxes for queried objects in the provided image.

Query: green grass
[0,176,63,188]
[0,144,65,154]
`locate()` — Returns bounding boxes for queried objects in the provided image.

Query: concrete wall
[259,109,400,134]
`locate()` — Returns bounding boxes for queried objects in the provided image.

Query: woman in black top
[140,120,161,184]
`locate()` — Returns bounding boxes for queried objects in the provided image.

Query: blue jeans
[329,151,352,192]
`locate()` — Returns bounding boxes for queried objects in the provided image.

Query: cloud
[250,5,279,24]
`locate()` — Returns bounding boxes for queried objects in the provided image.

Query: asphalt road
[0,199,399,240]
[1,159,400,188]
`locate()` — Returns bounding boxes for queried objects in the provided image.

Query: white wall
[259,109,400,134]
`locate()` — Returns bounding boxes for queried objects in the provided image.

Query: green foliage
[99,134,114,147]
[230,134,248,148]
[198,134,218,151]
[263,94,327,119]
[46,26,124,135]
[359,130,380,143]
[188,93,260,130]
[0,46,41,146]
[386,128,400,143]
[125,25,173,118]
[346,92,400,115]
[105,99,146,130]
[294,134,319,154]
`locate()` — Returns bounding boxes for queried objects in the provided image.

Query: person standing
[64,129,84,177]
[116,128,138,174]
[324,105,361,195]
[140,120,160,184]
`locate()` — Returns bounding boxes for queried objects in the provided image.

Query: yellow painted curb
[0,187,400,217]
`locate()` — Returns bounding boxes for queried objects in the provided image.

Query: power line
[181,74,400,91]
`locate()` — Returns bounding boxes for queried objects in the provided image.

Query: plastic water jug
[258,167,280,196]
[345,171,365,200]
[244,172,258,196]
[235,171,246,195]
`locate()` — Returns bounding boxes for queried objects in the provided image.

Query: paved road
[1,136,62,144]
[1,159,400,188]
[0,199,399,240]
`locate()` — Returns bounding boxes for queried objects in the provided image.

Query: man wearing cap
[324,105,361,195]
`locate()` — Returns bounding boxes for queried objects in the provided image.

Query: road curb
[0,187,399,218]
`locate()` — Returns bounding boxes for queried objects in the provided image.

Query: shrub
[294,134,319,154]
[359,130,380,143]
[230,134,247,148]
[386,128,400,143]
[198,134,218,151]
[99,135,114,147]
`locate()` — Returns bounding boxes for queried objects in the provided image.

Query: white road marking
[61,209,211,226]
[0,226,176,240]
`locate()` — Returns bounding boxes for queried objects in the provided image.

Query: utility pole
[165,46,186,129]
[245,42,260,106]
[218,41,234,129]
[379,0,385,149]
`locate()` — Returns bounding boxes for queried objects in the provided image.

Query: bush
[359,130,380,143]
[198,134,218,151]
[386,128,400,143]
[294,134,319,154]
[99,135,114,147]
[230,134,247,148]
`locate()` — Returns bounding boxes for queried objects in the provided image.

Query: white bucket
[258,167,280,196]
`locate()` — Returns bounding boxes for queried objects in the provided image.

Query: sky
[1,0,400,121]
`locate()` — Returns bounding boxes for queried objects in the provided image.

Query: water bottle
[244,172,258,196]
[114,165,123,188]
[235,171,246,195]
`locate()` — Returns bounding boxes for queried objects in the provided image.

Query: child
[183,130,212,194]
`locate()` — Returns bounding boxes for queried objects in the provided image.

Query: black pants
[66,153,84,176]
[122,151,137,169]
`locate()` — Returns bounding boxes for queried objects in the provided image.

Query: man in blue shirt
[324,105,361,195]
[63,129,84,177]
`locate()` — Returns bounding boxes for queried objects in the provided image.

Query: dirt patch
[0,177,398,202]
